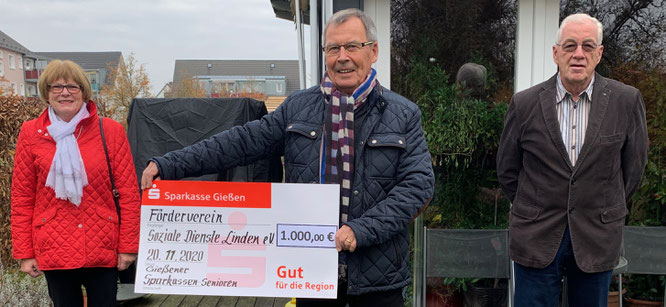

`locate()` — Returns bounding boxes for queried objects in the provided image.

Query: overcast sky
[1,0,309,95]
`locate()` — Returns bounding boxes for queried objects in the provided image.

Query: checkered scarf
[320,68,377,224]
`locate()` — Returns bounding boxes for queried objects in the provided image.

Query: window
[36,60,47,69]
[11,82,17,94]
[9,54,15,69]
[0,61,4,76]
[20,84,24,96]
[18,56,22,69]
[25,59,31,70]
[276,83,283,93]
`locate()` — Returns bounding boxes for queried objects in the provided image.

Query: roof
[270,0,310,24]
[0,29,31,54]
[174,59,300,94]
[24,52,50,60]
[155,82,172,98]
[197,75,287,81]
[34,51,123,70]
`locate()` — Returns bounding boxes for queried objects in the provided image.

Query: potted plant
[407,60,510,307]
[426,277,464,307]
[624,274,665,306]
[624,142,665,307]
[463,278,508,307]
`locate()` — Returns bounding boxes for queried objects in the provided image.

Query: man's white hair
[322,8,377,45]
[556,13,603,45]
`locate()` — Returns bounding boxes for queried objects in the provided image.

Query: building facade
[22,54,49,97]
[0,30,123,98]
[35,51,124,98]
[0,30,30,96]
[173,59,299,98]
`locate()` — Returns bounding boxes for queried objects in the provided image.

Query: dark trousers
[118,262,136,283]
[514,227,613,307]
[296,279,404,307]
[44,267,118,307]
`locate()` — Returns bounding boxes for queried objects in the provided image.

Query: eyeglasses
[322,41,375,56]
[48,84,81,94]
[557,41,599,53]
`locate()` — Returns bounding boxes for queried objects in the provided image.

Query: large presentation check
[135,180,340,298]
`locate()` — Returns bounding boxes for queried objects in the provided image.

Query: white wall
[364,0,391,89]
[515,0,560,93]
[313,0,391,89]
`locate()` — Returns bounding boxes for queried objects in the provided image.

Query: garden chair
[420,229,512,307]
[562,226,666,307]
[617,226,666,306]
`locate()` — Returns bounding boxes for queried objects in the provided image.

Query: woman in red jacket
[11,60,140,307]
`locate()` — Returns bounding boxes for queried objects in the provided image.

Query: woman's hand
[20,258,43,277]
[117,253,137,271]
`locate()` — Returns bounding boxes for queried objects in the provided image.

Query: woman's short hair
[38,60,93,102]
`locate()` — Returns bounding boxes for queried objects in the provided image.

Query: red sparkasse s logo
[147,184,160,199]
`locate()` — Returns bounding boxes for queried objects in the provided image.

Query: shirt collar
[556,73,595,103]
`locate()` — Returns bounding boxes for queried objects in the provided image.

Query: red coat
[11,101,141,270]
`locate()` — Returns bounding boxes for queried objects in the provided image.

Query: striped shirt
[555,74,594,166]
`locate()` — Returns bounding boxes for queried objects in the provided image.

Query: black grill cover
[127,98,283,186]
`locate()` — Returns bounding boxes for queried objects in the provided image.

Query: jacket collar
[538,72,610,172]
[539,75,572,169]
[556,73,595,103]
[365,84,387,112]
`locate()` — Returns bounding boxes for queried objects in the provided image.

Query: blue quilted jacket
[153,85,435,294]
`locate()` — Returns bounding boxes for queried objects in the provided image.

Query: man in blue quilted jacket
[141,8,434,306]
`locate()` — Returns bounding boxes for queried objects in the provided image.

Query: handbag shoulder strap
[99,117,121,222]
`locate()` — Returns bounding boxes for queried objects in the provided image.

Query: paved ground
[119,294,292,307]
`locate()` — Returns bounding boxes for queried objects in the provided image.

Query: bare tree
[168,72,207,98]
[560,0,666,71]
[100,53,152,125]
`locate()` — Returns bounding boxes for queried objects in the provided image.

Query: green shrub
[0,260,51,306]
[0,95,44,266]
[625,273,665,302]
[405,60,509,229]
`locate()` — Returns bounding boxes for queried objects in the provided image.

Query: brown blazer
[497,73,648,273]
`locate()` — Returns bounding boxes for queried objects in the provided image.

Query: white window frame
[276,82,283,93]
[0,61,4,76]
[11,82,17,94]
[9,54,15,69]
[20,83,25,96]
[18,56,23,69]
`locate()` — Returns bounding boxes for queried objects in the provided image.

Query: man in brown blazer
[497,13,648,307]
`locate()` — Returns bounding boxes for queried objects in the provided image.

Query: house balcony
[25,69,43,82]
